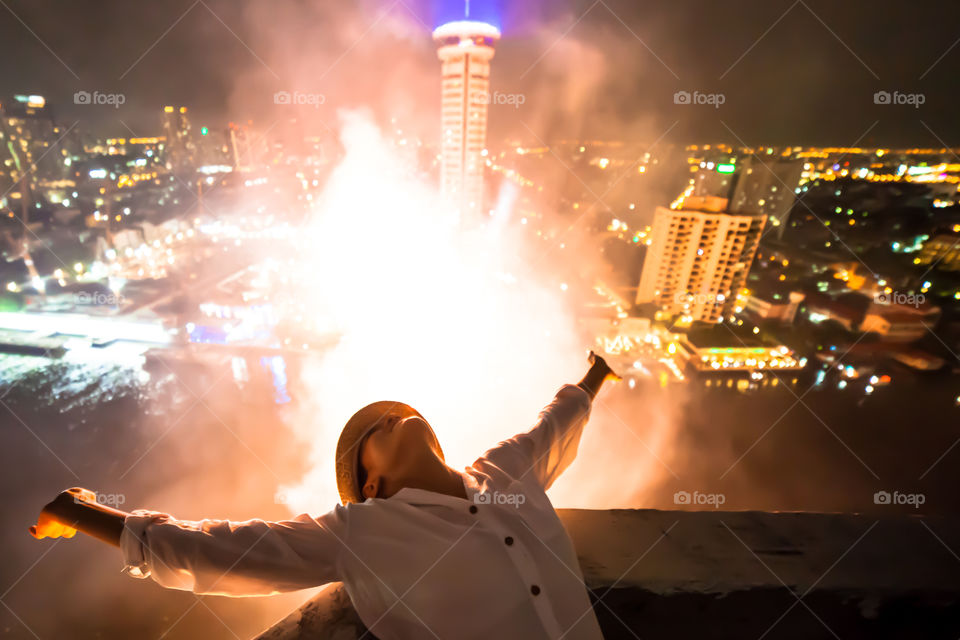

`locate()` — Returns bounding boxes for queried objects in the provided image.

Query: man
[31,351,619,639]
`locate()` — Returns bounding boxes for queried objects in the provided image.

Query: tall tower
[433,20,500,218]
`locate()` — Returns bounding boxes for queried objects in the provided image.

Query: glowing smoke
[221,0,688,513]
[278,111,591,511]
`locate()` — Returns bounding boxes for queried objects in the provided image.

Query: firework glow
[272,111,678,512]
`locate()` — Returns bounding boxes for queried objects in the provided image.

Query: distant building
[433,21,500,219]
[102,136,165,157]
[860,301,941,342]
[803,292,870,331]
[677,332,804,373]
[140,219,184,245]
[636,196,766,323]
[0,94,73,200]
[827,261,873,291]
[889,350,945,371]
[195,126,231,168]
[111,228,142,253]
[690,161,737,199]
[916,234,960,271]
[744,289,805,323]
[228,122,268,172]
[728,157,803,239]
[160,106,196,173]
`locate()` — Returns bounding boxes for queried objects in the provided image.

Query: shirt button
[504,536,514,546]
[530,585,541,596]
[469,505,478,514]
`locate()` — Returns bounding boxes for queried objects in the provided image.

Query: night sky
[1,0,958,146]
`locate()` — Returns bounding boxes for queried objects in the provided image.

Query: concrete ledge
[256,585,365,640]
[256,509,960,639]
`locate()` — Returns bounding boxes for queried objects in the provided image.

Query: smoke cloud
[218,0,689,513]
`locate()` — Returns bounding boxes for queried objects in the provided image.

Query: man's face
[359,412,438,499]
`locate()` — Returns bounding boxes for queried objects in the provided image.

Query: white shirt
[121,384,603,640]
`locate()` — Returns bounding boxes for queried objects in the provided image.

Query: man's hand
[29,488,95,540]
[29,488,127,547]
[588,350,621,383]
[30,509,78,540]
[578,350,621,399]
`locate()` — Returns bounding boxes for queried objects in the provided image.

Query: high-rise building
[0,95,73,200]
[0,95,71,289]
[228,121,269,172]
[690,160,738,199]
[160,105,196,173]
[432,20,500,218]
[636,196,766,323]
[916,234,960,271]
[728,157,802,239]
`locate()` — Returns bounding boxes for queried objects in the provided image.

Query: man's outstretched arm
[31,489,347,596]
[476,351,620,489]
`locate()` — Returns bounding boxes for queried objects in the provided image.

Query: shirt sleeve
[120,505,348,596]
[475,384,592,490]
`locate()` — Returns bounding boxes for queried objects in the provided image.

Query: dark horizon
[2,0,959,146]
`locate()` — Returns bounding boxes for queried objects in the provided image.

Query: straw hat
[335,401,443,504]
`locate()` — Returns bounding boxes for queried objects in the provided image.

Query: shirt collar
[387,469,481,507]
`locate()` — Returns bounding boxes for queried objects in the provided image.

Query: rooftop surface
[255,508,960,639]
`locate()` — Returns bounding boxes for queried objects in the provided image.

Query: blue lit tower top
[432,20,500,218]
